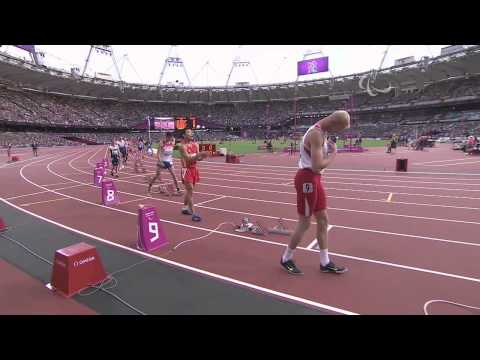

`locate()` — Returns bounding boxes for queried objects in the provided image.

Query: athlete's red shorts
[294,168,327,216]
[181,167,200,186]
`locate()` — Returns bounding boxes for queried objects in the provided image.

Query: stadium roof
[1,45,480,103]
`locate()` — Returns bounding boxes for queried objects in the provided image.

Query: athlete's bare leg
[167,167,180,190]
[285,215,311,252]
[148,168,162,193]
[314,210,329,250]
[183,182,194,212]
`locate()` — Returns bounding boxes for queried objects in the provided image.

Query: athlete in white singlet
[147,133,181,195]
[281,111,350,275]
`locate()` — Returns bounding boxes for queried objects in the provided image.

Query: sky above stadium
[4,45,448,86]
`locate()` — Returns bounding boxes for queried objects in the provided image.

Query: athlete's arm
[310,131,336,172]
[179,143,199,162]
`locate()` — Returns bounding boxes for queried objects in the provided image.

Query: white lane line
[306,225,334,250]
[40,181,75,187]
[423,160,480,167]
[1,196,357,315]
[119,197,149,205]
[80,159,480,225]
[54,151,480,281]
[4,183,87,201]
[0,151,66,169]
[15,153,480,306]
[414,158,473,165]
[196,195,227,206]
[14,152,357,315]
[78,156,480,249]
[106,161,480,204]
[167,164,480,187]
[146,157,480,182]
[20,197,70,207]
[199,159,480,176]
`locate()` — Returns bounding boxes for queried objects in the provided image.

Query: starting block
[11,156,19,162]
[268,218,292,236]
[101,180,120,206]
[235,217,265,236]
[46,242,107,298]
[0,217,7,232]
[137,205,168,252]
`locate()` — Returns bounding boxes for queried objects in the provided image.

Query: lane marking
[119,197,149,205]
[148,158,480,184]
[0,196,357,315]
[387,193,393,202]
[198,160,480,176]
[75,155,480,249]
[79,158,480,225]
[5,183,89,201]
[196,195,227,206]
[20,197,70,207]
[307,225,334,250]
[51,151,480,279]
[95,161,480,210]
[40,181,75,187]
[423,160,480,167]
[414,158,474,165]
[10,151,358,315]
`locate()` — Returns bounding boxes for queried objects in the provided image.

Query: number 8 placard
[101,180,120,206]
[137,205,168,252]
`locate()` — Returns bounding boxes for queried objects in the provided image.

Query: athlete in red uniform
[179,129,209,222]
[281,111,350,275]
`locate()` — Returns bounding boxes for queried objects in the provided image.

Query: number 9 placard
[137,206,168,252]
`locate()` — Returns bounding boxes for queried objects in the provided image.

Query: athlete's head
[166,132,173,141]
[319,111,351,133]
[184,129,194,141]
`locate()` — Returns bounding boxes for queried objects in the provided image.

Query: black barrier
[396,158,408,172]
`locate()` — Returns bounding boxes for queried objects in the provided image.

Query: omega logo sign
[73,256,95,267]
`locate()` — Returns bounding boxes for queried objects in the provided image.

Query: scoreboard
[149,116,199,131]
[174,116,198,130]
[199,143,216,154]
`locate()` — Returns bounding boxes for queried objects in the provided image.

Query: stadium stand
[2,46,480,143]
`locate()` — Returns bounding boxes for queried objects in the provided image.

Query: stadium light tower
[226,46,258,87]
[82,45,122,82]
[110,54,144,83]
[158,45,191,86]
[192,60,218,86]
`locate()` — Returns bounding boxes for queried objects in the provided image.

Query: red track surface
[1,144,480,315]
[0,260,96,315]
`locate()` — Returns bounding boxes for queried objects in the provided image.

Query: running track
[1,144,480,315]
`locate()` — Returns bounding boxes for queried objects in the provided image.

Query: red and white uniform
[181,141,200,185]
[295,124,329,216]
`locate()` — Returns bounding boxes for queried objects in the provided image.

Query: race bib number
[303,183,314,194]
[106,190,115,201]
[97,175,103,183]
[148,222,159,242]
